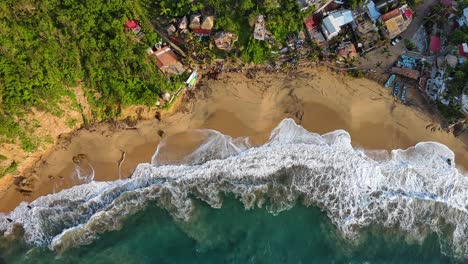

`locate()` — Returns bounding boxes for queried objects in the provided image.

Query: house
[179,16,188,30]
[380,5,413,39]
[429,36,441,53]
[304,16,327,48]
[124,20,141,34]
[457,8,468,27]
[189,14,201,29]
[190,15,214,36]
[366,0,381,21]
[254,15,266,41]
[148,46,185,76]
[426,76,446,100]
[214,32,238,50]
[459,43,468,57]
[320,10,354,40]
[337,42,358,60]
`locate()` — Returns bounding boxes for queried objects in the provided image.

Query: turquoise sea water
[0,196,453,263]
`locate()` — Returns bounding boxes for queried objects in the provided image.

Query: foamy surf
[0,119,467,259]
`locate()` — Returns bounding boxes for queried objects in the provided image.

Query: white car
[391,36,402,46]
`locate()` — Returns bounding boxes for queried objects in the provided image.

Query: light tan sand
[0,67,466,212]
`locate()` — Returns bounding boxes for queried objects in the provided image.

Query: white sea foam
[1,119,467,258]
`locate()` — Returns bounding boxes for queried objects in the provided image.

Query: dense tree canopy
[0,0,179,120]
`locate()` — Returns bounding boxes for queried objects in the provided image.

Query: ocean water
[0,119,467,263]
[0,197,451,263]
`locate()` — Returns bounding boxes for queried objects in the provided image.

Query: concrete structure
[380,5,413,39]
[304,16,327,47]
[425,69,446,101]
[320,10,354,40]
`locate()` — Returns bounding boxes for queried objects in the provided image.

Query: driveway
[401,0,437,39]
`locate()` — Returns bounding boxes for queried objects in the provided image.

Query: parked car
[391,36,402,46]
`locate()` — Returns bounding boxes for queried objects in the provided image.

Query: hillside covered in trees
[0,0,315,157]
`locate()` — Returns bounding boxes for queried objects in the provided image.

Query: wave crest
[1,119,467,258]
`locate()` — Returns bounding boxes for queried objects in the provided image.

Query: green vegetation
[155,0,308,63]
[404,39,417,51]
[0,161,17,178]
[0,0,188,151]
[438,61,468,123]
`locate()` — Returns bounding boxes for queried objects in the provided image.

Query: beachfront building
[214,32,238,50]
[304,16,327,48]
[147,46,185,76]
[320,10,354,40]
[425,71,446,101]
[254,15,266,41]
[380,5,413,39]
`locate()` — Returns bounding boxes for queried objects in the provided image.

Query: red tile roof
[429,36,441,53]
[381,9,401,21]
[304,16,319,30]
[124,20,140,30]
[154,47,178,69]
[404,9,413,19]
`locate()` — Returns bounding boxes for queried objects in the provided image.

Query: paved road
[401,0,437,39]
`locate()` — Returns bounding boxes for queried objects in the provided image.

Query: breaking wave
[1,119,467,258]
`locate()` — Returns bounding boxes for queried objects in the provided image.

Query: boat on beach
[401,85,408,103]
[385,74,396,88]
[393,82,401,97]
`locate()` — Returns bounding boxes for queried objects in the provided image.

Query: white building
[458,7,468,27]
[462,94,468,115]
[321,10,354,40]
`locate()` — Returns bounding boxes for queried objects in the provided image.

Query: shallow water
[1,119,467,262]
[0,197,453,263]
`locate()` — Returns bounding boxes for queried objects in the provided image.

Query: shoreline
[0,66,467,212]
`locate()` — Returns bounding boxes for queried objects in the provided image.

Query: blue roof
[366,1,381,20]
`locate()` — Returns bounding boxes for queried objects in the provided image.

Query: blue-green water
[0,197,453,263]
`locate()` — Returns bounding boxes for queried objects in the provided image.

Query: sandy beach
[0,66,466,212]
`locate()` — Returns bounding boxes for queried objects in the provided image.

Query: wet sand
[0,67,466,212]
